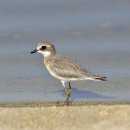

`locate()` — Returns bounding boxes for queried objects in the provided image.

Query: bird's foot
[65,100,72,106]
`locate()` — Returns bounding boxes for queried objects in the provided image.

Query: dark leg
[64,87,70,105]
[66,82,72,105]
[61,81,72,105]
[69,82,72,94]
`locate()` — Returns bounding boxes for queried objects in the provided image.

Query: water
[0,0,130,103]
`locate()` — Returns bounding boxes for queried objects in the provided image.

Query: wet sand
[0,103,130,130]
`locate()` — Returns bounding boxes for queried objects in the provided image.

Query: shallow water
[0,0,130,103]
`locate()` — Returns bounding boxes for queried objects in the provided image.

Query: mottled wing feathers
[45,55,96,80]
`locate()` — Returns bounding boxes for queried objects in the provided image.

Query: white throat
[37,50,51,57]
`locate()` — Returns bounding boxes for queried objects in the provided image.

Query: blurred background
[0,0,130,103]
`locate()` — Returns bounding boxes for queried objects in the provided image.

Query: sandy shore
[0,103,130,130]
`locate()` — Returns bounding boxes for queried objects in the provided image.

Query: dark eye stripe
[41,46,46,50]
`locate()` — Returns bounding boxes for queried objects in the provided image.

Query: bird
[31,41,107,105]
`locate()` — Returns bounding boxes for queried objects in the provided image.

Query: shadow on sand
[54,88,114,101]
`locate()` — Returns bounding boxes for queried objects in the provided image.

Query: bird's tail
[93,75,107,81]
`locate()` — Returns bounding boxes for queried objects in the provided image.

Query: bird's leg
[61,81,71,105]
[65,91,70,105]
[64,86,70,105]
[65,82,72,105]
[68,82,72,96]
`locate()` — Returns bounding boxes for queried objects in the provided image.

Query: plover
[31,41,107,104]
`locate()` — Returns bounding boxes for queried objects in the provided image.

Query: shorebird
[31,41,107,104]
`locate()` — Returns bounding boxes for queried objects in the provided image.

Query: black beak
[30,49,38,54]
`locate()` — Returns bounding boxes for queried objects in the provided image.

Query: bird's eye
[41,46,46,50]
